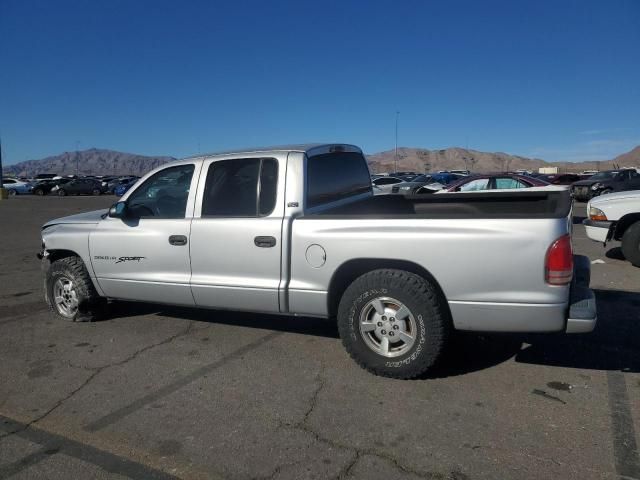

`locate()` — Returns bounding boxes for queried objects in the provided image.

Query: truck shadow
[105,289,639,376]
[106,301,340,339]
[515,289,640,373]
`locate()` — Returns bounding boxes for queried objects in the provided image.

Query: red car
[435,173,551,193]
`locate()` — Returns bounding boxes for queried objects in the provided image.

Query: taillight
[545,234,573,285]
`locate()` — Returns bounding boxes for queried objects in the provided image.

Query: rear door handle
[169,235,188,246]
[254,236,276,248]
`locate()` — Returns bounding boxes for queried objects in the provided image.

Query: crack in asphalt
[0,320,196,441]
[299,363,326,428]
[273,362,446,480]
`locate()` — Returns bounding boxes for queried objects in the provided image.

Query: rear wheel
[337,269,450,379]
[34,188,45,196]
[8,189,17,196]
[92,188,101,196]
[45,256,105,322]
[621,221,640,267]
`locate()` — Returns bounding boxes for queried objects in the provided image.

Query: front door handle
[254,236,276,248]
[169,235,188,246]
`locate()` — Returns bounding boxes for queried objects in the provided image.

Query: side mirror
[108,201,127,218]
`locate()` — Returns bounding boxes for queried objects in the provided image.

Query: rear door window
[202,158,278,217]
[495,177,527,189]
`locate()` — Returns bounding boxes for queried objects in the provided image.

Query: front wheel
[337,269,450,379]
[621,221,640,267]
[92,188,101,196]
[45,256,106,322]
[34,188,44,196]
[57,189,67,196]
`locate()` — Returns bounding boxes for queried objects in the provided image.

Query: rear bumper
[450,255,596,334]
[565,254,597,333]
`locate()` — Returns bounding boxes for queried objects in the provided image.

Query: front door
[89,162,200,306]
[189,156,283,313]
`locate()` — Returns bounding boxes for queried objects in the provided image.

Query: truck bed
[309,190,571,219]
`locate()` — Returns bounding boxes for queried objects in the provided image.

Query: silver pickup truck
[39,144,596,378]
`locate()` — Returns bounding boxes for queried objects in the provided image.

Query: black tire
[8,189,17,196]
[92,188,101,196]
[45,256,105,322]
[57,189,67,196]
[621,221,640,267]
[337,269,450,379]
[599,188,613,196]
[34,188,44,196]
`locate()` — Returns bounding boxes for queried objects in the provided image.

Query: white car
[2,178,31,195]
[584,190,640,267]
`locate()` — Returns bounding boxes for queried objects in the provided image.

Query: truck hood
[589,189,640,206]
[43,209,107,228]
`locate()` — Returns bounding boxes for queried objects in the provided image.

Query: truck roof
[185,143,362,160]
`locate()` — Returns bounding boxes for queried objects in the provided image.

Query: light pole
[394,111,399,174]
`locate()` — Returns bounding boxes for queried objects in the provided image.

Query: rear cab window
[306,151,371,209]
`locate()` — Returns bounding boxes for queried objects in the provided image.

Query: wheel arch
[614,213,640,240]
[45,249,104,296]
[326,258,450,318]
[47,248,81,264]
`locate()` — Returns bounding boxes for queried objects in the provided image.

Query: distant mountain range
[4,148,175,177]
[5,145,640,178]
[367,146,640,174]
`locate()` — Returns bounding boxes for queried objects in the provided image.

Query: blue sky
[1,0,639,165]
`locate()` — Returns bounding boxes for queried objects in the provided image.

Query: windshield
[412,174,431,183]
[590,171,617,180]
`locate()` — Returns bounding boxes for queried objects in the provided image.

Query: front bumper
[583,219,613,244]
[566,255,597,333]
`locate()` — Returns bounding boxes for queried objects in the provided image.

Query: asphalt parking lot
[0,195,638,480]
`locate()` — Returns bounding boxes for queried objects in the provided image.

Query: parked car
[39,143,595,379]
[584,190,640,267]
[415,172,466,192]
[386,174,433,194]
[2,178,31,195]
[371,176,405,195]
[51,178,103,196]
[31,178,71,196]
[571,169,640,202]
[114,177,139,196]
[540,173,582,185]
[430,173,552,193]
[100,176,119,193]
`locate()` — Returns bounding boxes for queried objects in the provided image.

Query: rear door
[89,162,199,305]
[189,155,284,313]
